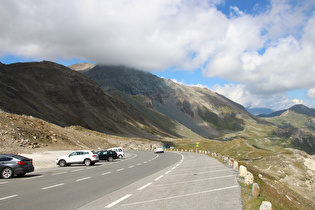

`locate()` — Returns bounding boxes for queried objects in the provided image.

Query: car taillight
[17,161,27,165]
[92,155,96,157]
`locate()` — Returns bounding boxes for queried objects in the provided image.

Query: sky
[1,0,315,111]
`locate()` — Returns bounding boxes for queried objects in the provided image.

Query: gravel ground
[20,150,73,169]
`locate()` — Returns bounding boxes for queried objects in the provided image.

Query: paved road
[0,151,242,209]
[79,152,242,210]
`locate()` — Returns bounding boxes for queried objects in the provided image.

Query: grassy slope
[264,110,315,135]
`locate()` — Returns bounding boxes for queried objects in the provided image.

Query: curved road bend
[79,151,242,210]
[0,151,242,210]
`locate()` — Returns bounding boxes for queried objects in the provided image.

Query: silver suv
[56,150,99,167]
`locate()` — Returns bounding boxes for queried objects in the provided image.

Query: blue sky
[1,0,315,111]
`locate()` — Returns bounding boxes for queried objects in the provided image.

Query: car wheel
[108,157,113,162]
[59,160,66,167]
[17,173,26,177]
[118,155,123,159]
[84,159,91,166]
[1,167,14,179]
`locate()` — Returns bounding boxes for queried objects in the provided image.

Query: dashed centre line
[102,172,112,176]
[42,183,64,190]
[0,194,18,201]
[72,169,83,172]
[165,170,171,175]
[23,175,43,180]
[52,171,67,176]
[76,177,91,182]
[117,168,124,171]
[137,183,152,191]
[154,175,164,181]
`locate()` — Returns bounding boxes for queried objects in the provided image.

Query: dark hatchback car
[0,154,34,179]
[97,150,118,162]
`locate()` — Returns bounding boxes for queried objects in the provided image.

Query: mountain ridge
[81,64,260,138]
[258,104,315,118]
[1,61,200,139]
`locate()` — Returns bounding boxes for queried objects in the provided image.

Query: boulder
[252,183,260,197]
[234,160,239,170]
[245,171,254,185]
[259,201,272,210]
[239,165,247,177]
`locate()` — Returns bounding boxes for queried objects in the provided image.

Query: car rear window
[0,157,13,161]
[9,154,31,161]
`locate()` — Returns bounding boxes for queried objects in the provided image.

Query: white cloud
[212,83,307,110]
[307,87,315,99]
[0,0,314,109]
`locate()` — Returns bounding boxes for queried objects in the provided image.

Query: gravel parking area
[20,150,73,169]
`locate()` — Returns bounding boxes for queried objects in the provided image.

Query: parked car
[0,154,34,179]
[97,150,118,161]
[154,146,164,153]
[56,150,99,167]
[107,147,124,159]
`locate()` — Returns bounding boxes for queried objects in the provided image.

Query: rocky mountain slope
[260,105,315,154]
[81,65,259,138]
[0,110,161,154]
[0,61,203,139]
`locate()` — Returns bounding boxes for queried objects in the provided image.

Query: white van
[107,147,124,159]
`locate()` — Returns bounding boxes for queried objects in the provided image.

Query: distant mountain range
[258,104,315,118]
[246,107,274,116]
[0,61,260,139]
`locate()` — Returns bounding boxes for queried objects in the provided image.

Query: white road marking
[137,183,152,191]
[52,171,67,176]
[169,169,231,176]
[128,165,134,168]
[105,194,132,208]
[42,183,64,190]
[122,185,239,207]
[76,177,91,182]
[102,172,112,176]
[137,163,141,166]
[23,175,43,180]
[153,175,235,187]
[72,169,83,172]
[154,175,164,181]
[0,194,18,201]
[117,168,124,171]
[0,182,8,185]
[164,170,171,174]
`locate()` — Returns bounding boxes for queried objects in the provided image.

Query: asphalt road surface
[0,151,242,210]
